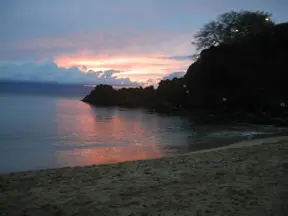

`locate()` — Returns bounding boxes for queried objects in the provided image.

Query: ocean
[0,91,284,173]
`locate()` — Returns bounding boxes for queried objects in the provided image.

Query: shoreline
[181,129,288,153]
[1,136,287,215]
[1,131,288,175]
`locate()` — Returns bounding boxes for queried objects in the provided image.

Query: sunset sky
[0,0,287,86]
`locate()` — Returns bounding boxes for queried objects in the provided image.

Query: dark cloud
[166,55,193,61]
[0,61,141,86]
[163,72,185,80]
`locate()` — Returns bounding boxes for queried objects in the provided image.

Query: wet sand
[0,136,287,215]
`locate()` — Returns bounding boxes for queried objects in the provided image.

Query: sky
[0,0,287,86]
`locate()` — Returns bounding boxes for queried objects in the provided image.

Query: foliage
[157,78,187,107]
[83,78,187,111]
[186,22,288,116]
[83,84,159,108]
[192,10,274,50]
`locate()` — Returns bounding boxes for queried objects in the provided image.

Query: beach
[0,136,287,216]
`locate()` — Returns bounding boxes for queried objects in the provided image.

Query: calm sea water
[0,94,284,173]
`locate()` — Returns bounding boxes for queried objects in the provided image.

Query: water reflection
[55,99,164,167]
[56,143,163,167]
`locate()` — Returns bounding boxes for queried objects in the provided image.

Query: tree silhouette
[192,10,274,51]
[186,22,288,118]
[157,78,187,107]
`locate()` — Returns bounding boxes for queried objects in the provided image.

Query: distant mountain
[0,80,94,97]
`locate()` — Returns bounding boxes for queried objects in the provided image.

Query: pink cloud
[16,29,195,83]
[54,52,191,82]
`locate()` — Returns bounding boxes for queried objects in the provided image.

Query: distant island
[82,11,288,126]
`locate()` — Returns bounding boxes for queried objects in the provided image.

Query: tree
[83,84,117,106]
[192,10,274,51]
[157,78,187,107]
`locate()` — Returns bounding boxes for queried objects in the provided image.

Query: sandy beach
[0,136,287,216]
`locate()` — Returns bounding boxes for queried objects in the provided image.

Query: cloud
[163,72,186,80]
[0,61,141,86]
[53,51,191,82]
[166,55,193,60]
[0,30,195,83]
[8,30,195,61]
[0,61,188,87]
[0,30,193,79]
